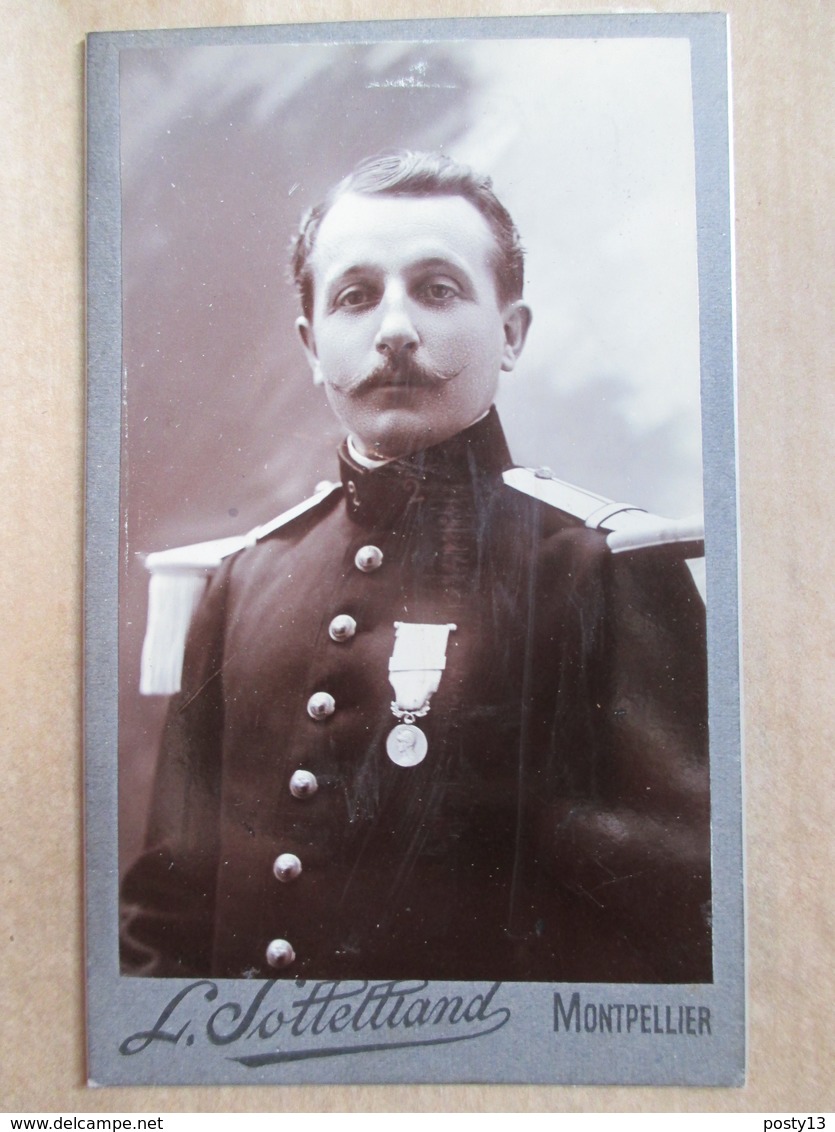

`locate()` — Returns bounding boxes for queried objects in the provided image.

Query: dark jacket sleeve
[537,546,712,982]
[119,567,229,977]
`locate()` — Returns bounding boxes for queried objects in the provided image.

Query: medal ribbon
[388,621,457,718]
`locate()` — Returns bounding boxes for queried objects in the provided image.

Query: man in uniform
[121,152,711,983]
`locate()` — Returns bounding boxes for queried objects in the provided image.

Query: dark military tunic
[121,408,711,982]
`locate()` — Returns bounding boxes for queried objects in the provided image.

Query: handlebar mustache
[354,354,450,393]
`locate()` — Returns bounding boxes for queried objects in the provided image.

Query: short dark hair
[291,151,525,321]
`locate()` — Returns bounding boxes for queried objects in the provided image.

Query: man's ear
[500,302,532,373]
[296,317,324,385]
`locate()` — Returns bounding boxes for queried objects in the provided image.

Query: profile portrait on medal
[120,135,711,985]
[387,724,428,769]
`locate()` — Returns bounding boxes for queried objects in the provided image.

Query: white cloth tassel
[137,482,341,697]
[139,570,210,695]
[605,513,705,556]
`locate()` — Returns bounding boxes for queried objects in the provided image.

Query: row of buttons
[304,544,381,721]
[306,609,359,722]
[266,851,302,965]
[304,543,382,724]
[265,545,384,970]
[265,844,305,967]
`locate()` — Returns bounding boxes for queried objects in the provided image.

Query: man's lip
[362,376,435,392]
[349,360,449,396]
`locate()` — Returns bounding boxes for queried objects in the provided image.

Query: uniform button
[354,545,383,572]
[307,691,335,720]
[328,614,357,642]
[289,769,318,799]
[273,853,302,882]
[265,938,296,969]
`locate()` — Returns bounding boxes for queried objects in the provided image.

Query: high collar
[338,406,513,526]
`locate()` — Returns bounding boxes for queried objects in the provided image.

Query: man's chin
[353,408,446,461]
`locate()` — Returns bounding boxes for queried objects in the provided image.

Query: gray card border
[84,12,743,1087]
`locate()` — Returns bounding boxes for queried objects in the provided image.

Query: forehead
[308,192,499,289]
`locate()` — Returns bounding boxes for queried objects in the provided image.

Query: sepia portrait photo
[85,14,742,1086]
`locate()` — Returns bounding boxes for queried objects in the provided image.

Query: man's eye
[421,281,458,302]
[335,287,375,309]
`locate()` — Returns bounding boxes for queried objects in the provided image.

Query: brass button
[354,545,383,572]
[307,691,335,720]
[328,614,357,642]
[273,853,302,882]
[265,938,296,969]
[289,769,318,799]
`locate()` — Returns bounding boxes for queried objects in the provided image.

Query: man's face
[296,192,531,459]
[396,729,416,753]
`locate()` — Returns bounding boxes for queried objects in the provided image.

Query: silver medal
[385,622,456,766]
[386,722,428,767]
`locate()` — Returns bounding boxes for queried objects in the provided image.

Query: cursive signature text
[120,979,510,1066]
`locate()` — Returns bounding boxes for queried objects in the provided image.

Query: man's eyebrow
[322,263,380,297]
[328,253,473,281]
[406,255,473,277]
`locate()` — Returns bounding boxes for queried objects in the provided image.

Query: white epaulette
[139,481,341,696]
[502,467,705,557]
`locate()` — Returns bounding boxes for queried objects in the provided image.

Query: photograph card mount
[85,12,742,1086]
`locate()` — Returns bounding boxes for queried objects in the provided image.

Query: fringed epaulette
[502,467,704,557]
[139,481,341,696]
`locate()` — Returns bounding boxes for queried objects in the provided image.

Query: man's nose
[374,288,419,355]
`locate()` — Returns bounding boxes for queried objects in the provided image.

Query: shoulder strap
[502,467,704,557]
[139,481,340,695]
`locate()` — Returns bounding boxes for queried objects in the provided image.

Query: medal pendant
[386,623,455,766]
[386,723,428,767]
